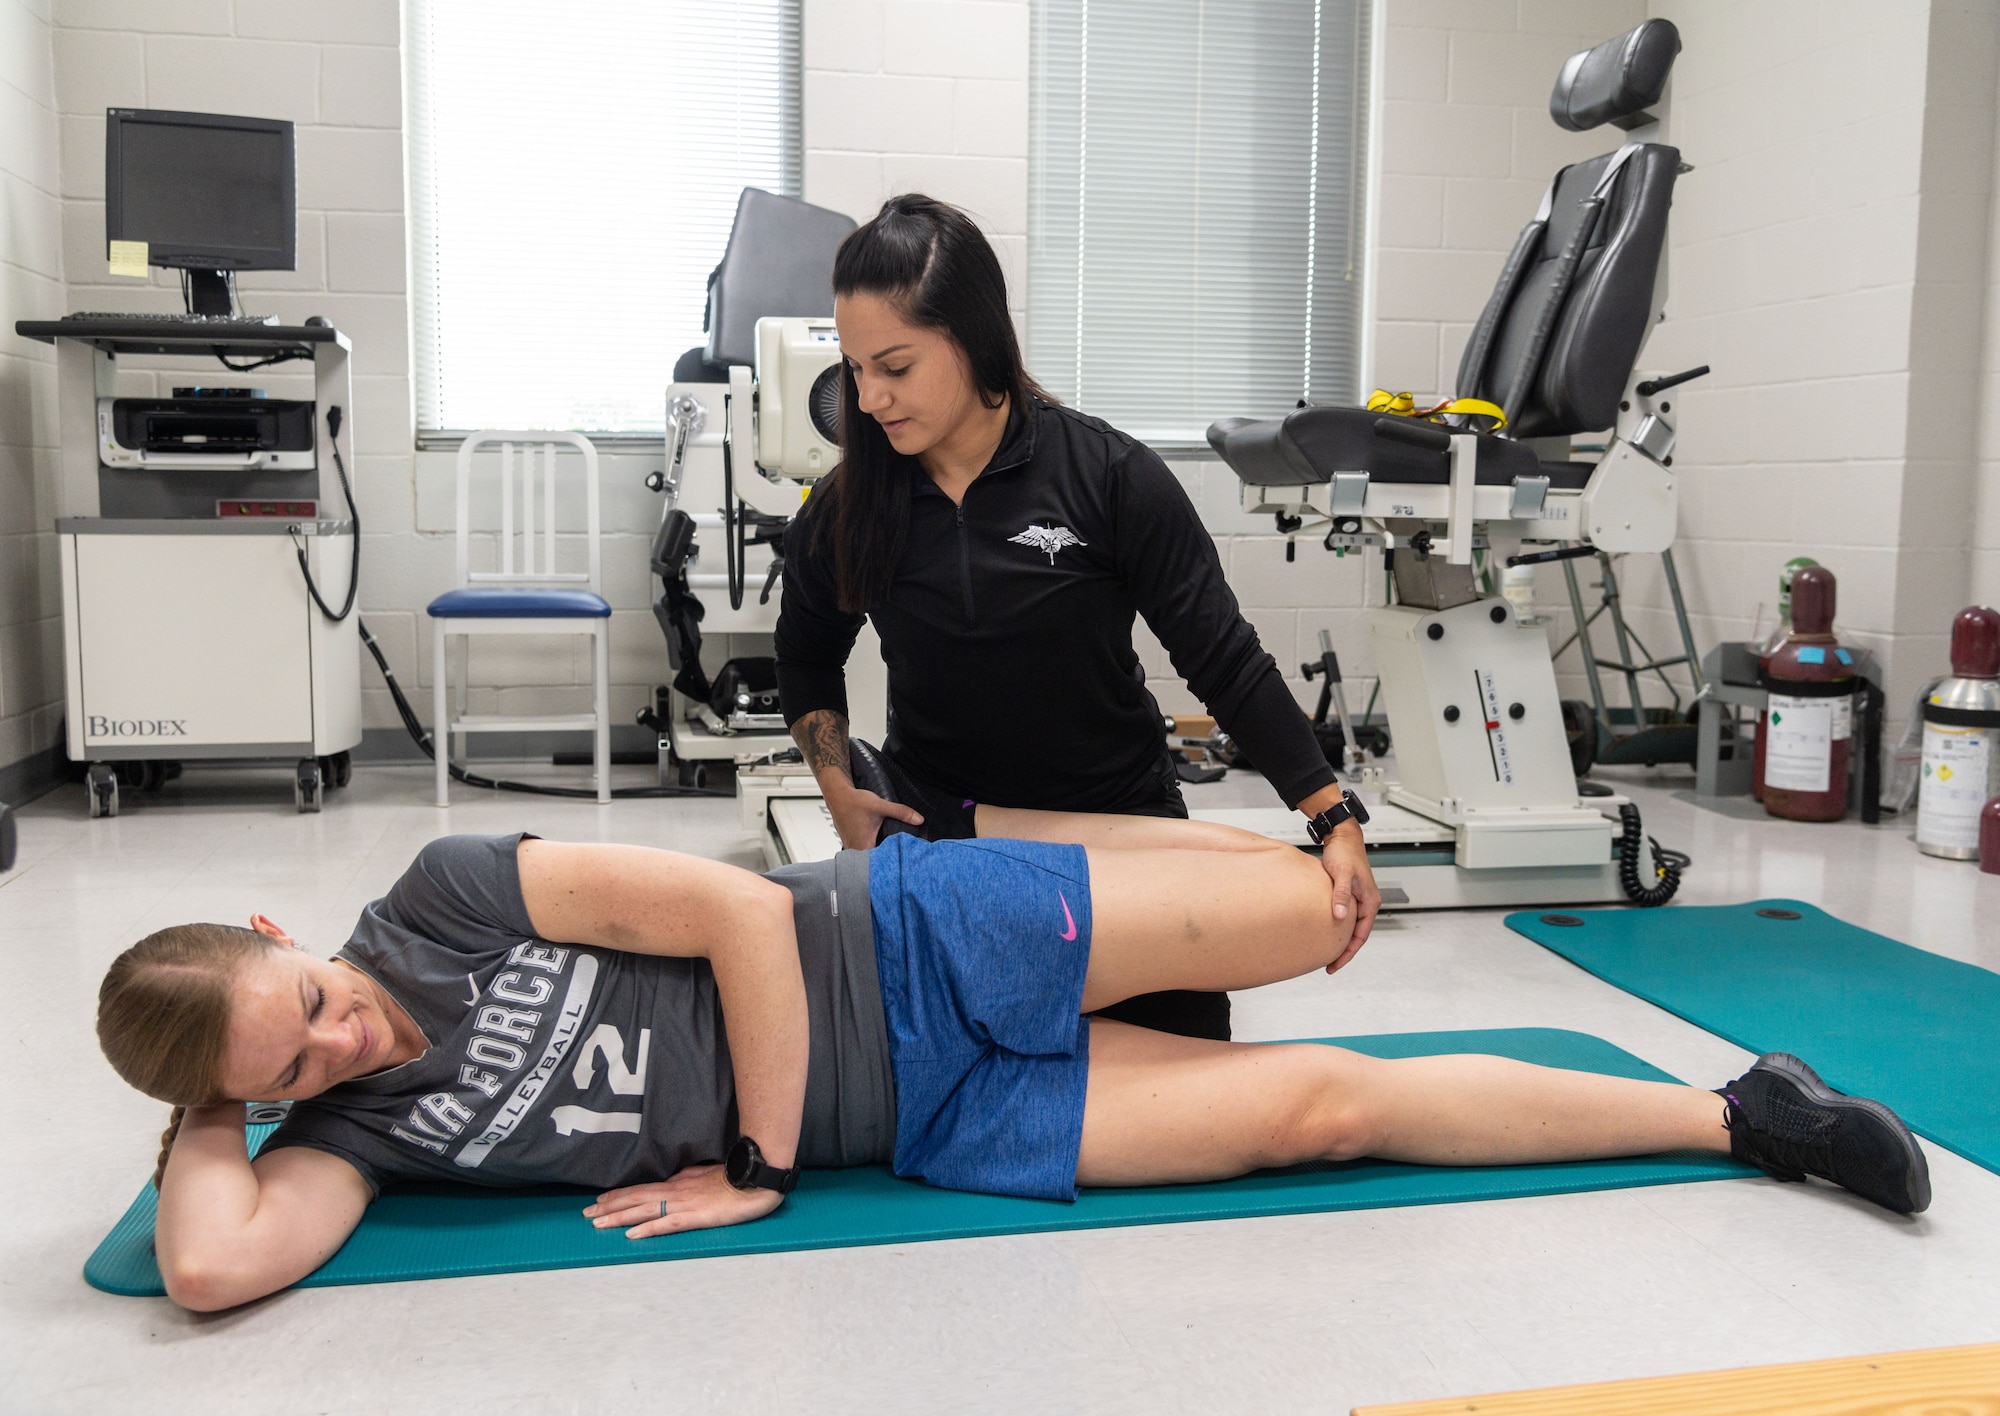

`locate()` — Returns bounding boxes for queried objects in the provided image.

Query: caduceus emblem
[1008,523,1087,563]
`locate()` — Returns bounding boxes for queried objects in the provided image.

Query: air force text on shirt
[387,941,653,1167]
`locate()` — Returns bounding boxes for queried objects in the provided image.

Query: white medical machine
[1204,19,1697,908]
[642,188,886,807]
[26,317,362,817]
[19,109,363,817]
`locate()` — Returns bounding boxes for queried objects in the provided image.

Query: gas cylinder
[1916,605,2000,859]
[1752,556,1822,801]
[1761,566,1855,822]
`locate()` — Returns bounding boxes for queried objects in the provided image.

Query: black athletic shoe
[1716,1053,1931,1214]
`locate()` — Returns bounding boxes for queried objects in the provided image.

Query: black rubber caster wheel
[86,763,119,819]
[295,759,324,813]
[319,751,353,789]
[676,759,708,789]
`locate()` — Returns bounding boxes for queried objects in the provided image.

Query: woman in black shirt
[777,195,1380,1040]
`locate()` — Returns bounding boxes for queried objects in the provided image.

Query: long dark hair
[811,194,1053,613]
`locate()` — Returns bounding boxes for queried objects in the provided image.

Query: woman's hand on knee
[1318,827,1379,970]
[586,1165,783,1240]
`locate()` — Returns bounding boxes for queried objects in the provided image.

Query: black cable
[277,410,727,800]
[1616,802,1687,906]
[723,432,745,611]
[356,620,729,799]
[214,347,306,371]
[296,405,361,622]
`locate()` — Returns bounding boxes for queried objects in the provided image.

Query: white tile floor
[2,760,1996,1414]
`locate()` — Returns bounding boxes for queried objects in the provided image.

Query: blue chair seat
[426,587,612,619]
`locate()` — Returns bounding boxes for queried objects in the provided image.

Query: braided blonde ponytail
[152,1106,187,1190]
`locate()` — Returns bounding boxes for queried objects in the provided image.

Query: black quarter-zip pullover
[775,399,1338,815]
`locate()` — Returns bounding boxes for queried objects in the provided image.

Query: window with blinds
[407,0,801,436]
[1028,0,1371,447]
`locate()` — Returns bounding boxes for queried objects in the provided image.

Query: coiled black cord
[1617,802,1688,906]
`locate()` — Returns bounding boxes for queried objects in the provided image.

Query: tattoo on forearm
[793,710,853,783]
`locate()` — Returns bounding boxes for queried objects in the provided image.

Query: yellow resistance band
[1365,389,1507,433]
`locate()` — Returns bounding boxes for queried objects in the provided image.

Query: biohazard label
[1765,694,1833,793]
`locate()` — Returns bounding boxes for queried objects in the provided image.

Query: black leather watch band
[1305,789,1371,845]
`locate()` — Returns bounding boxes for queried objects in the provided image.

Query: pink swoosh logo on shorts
[1058,892,1078,941]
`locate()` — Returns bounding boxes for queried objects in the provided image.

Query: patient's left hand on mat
[586,1164,783,1239]
[1319,827,1380,970]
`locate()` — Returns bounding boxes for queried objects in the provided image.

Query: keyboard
[68,311,281,325]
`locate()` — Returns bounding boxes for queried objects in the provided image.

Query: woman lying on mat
[97,813,1930,1311]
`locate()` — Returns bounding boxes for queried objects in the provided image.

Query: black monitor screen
[106,109,295,270]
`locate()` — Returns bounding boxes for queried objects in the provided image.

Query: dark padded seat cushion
[1208,407,1540,489]
[428,587,612,618]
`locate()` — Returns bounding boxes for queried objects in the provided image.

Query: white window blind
[1028,0,1371,446]
[408,0,801,435]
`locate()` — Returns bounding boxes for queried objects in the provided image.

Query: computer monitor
[104,108,296,316]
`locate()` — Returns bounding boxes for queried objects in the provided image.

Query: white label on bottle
[1917,725,1994,850]
[1830,693,1852,741]
[1765,695,1832,793]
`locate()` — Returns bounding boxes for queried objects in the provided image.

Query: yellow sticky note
[107,239,148,278]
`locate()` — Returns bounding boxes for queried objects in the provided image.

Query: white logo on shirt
[1009,523,1087,563]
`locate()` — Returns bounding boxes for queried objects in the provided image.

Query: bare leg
[1077,843,1345,1012]
[1076,1020,1729,1187]
[976,806,1293,854]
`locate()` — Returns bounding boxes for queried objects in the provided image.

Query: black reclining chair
[1209,19,1708,772]
[1209,17,1685,504]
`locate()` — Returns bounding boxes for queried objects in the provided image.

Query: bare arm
[154,1105,372,1312]
[792,706,852,787]
[789,708,923,848]
[517,839,809,1237]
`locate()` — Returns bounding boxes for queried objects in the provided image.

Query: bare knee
[1266,1047,1381,1166]
[1274,848,1343,962]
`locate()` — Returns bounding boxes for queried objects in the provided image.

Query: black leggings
[869,747,1232,1043]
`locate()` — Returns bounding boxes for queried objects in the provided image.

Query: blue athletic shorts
[867,833,1094,1202]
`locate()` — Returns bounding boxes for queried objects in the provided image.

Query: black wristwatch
[1304,788,1371,846]
[725,1135,801,1195]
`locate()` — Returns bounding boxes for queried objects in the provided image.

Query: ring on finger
[659,1200,668,1219]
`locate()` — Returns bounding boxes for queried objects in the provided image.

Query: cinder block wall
[1633,0,1998,735]
[50,1,436,748]
[0,0,66,799]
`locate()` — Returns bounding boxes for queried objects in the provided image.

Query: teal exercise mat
[1509,900,2000,1175]
[85,1028,1746,1298]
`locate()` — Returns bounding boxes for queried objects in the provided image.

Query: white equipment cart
[20,316,362,816]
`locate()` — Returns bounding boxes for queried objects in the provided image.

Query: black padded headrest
[704,188,857,368]
[1549,19,1680,132]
